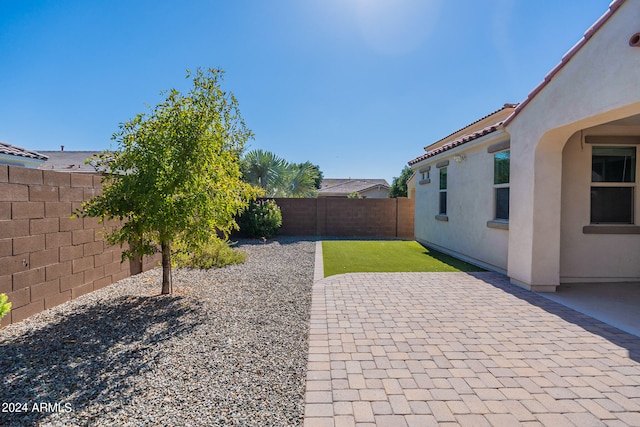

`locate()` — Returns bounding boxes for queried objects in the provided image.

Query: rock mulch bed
[0,238,315,426]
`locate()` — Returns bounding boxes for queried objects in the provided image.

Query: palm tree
[241,149,288,195]
[241,150,321,198]
[284,161,320,198]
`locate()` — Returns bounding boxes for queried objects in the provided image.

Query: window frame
[435,162,448,221]
[493,149,510,222]
[418,166,431,185]
[439,167,447,216]
[590,145,636,225]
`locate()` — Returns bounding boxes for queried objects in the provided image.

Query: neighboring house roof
[409,104,516,166]
[0,141,48,161]
[318,178,390,196]
[503,0,624,126]
[38,150,103,173]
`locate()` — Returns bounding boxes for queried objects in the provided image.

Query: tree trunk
[161,240,172,295]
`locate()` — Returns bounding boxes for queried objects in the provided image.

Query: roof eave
[504,0,625,127]
[423,103,517,151]
[409,126,508,167]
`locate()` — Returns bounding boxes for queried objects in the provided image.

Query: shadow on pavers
[470,272,640,364]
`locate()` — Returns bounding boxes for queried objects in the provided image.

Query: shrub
[173,238,246,269]
[0,293,11,320]
[238,199,282,238]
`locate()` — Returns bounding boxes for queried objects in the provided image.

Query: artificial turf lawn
[322,240,484,277]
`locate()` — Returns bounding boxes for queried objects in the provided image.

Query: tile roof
[318,178,390,195]
[38,151,103,172]
[0,141,48,160]
[409,123,505,166]
[409,104,515,166]
[503,0,625,126]
[425,104,517,151]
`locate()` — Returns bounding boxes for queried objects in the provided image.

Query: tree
[241,149,288,195]
[285,161,321,197]
[78,68,262,294]
[241,150,321,198]
[293,161,323,190]
[389,166,414,198]
[0,293,10,320]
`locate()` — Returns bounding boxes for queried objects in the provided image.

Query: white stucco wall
[506,1,640,289]
[560,127,640,282]
[413,132,509,273]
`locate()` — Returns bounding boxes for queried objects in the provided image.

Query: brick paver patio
[304,271,640,427]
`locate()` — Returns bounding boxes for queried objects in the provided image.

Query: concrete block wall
[0,165,159,327]
[273,197,414,239]
[273,198,319,236]
[396,197,415,239]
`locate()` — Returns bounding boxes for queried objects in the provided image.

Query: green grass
[322,240,484,277]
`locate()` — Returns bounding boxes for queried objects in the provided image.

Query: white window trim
[491,149,510,225]
[588,144,637,228]
[437,166,447,219]
[419,166,431,185]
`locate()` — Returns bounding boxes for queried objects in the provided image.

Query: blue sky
[1,0,611,184]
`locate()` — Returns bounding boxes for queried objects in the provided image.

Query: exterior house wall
[359,186,390,198]
[0,154,46,169]
[506,1,640,289]
[406,173,416,199]
[0,143,47,169]
[413,133,509,273]
[560,127,640,282]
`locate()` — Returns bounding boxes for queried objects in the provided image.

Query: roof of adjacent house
[318,178,390,195]
[0,141,48,161]
[408,104,516,166]
[504,0,624,126]
[38,150,103,172]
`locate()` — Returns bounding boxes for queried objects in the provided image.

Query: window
[591,146,636,224]
[439,167,447,215]
[418,166,431,185]
[494,150,510,220]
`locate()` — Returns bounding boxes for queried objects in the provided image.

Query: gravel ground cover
[0,237,315,427]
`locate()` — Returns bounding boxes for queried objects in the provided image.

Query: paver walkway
[304,271,640,427]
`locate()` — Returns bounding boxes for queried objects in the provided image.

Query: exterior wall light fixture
[454,154,466,163]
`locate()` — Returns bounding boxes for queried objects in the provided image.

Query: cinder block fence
[0,165,159,327]
[273,197,414,238]
[1,165,415,326]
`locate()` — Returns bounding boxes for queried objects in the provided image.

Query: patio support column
[503,1,640,290]
[508,126,568,292]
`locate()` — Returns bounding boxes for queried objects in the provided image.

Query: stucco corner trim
[486,220,509,230]
[583,225,640,234]
[435,214,449,222]
[418,179,431,185]
[436,160,449,169]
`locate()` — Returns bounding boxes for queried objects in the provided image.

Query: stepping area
[304,270,640,426]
